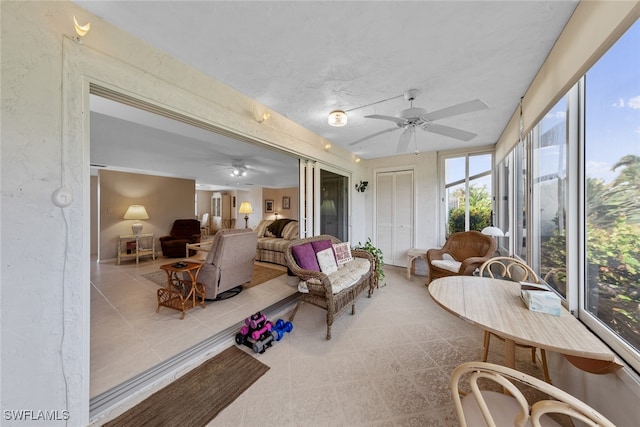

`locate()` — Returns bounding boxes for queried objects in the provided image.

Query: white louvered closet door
[375,170,414,267]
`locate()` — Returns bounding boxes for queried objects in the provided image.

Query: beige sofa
[254,219,299,266]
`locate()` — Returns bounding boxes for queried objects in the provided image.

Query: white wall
[357,151,440,251]
[0,2,359,425]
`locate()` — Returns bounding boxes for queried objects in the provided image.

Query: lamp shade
[238,202,253,214]
[123,205,149,236]
[320,200,337,216]
[328,110,348,127]
[123,205,149,220]
[481,226,504,237]
[239,202,253,228]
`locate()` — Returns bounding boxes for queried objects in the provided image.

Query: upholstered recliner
[184,229,258,300]
[159,219,202,258]
[426,230,496,284]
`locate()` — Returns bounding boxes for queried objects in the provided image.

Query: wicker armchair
[285,235,375,340]
[426,231,496,284]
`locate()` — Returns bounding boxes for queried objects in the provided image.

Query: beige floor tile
[92,264,553,427]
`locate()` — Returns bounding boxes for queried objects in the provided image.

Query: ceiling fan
[212,160,266,177]
[349,89,489,153]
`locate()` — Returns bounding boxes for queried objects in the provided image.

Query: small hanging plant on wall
[354,238,385,285]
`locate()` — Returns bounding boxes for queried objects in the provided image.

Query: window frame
[438,147,495,244]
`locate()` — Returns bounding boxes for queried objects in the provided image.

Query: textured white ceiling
[78,0,578,184]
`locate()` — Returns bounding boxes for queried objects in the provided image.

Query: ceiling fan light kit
[328,110,348,127]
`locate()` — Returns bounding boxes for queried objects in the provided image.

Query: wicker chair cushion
[431,259,462,273]
[298,258,371,294]
[291,242,320,271]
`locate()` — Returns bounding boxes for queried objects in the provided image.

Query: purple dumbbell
[249,313,267,329]
[244,311,262,326]
[251,321,273,340]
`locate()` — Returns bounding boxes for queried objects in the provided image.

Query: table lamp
[238,202,253,228]
[123,204,149,236]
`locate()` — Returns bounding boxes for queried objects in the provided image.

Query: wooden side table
[185,241,212,258]
[117,233,155,265]
[157,261,206,319]
[407,248,427,280]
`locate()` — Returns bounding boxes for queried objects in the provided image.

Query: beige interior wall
[98,170,196,260]
[196,189,212,227]
[261,186,299,221]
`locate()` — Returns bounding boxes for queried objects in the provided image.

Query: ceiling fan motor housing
[399,107,428,120]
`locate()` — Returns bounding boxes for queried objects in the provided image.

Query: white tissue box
[521,289,561,316]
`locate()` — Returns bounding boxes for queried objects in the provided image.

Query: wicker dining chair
[479,256,551,383]
[450,361,616,427]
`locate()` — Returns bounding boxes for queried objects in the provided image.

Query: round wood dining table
[428,275,622,374]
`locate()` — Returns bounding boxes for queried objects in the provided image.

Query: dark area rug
[142,263,286,290]
[103,346,269,427]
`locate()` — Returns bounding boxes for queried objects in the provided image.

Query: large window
[495,18,640,371]
[533,96,568,297]
[583,20,640,356]
[442,152,493,237]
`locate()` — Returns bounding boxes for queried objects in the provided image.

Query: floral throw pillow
[333,242,353,265]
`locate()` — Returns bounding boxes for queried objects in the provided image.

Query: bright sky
[583,18,639,183]
[539,18,639,183]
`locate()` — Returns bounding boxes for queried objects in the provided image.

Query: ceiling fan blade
[364,114,405,125]
[348,126,400,146]
[424,123,477,141]
[423,99,489,121]
[396,127,414,153]
[245,164,266,174]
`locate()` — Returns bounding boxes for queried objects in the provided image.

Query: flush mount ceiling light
[328,110,348,127]
[328,93,408,128]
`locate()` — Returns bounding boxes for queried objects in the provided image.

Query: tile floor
[207,266,549,427]
[92,257,549,426]
[90,254,296,398]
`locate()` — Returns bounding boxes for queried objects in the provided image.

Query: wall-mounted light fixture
[355,181,368,193]
[324,143,332,151]
[73,16,91,38]
[257,111,271,123]
[355,157,361,163]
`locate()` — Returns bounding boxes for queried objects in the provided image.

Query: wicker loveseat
[285,235,375,340]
